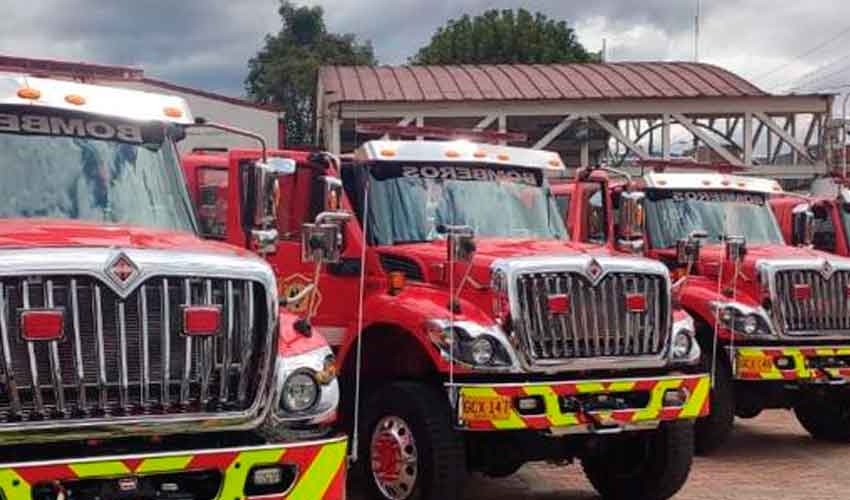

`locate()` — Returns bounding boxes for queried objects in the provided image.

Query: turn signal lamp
[17,87,41,100]
[20,309,64,341]
[64,94,86,106]
[182,306,222,336]
[388,271,406,295]
[626,293,647,313]
[548,294,570,315]
[793,283,812,301]
[163,106,183,118]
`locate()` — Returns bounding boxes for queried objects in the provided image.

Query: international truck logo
[820,260,834,280]
[106,252,140,288]
[586,258,604,284]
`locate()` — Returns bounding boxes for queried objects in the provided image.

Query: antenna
[694,0,701,62]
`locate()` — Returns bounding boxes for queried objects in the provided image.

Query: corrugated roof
[319,62,767,105]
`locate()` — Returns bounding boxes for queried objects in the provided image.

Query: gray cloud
[1,1,850,99]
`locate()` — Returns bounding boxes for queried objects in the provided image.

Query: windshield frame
[643,188,785,249]
[0,105,199,235]
[344,160,569,246]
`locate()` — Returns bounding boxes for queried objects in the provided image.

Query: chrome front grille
[514,272,668,361]
[773,269,850,335]
[0,275,268,422]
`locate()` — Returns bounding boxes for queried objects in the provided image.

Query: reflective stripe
[735,345,850,381]
[287,439,348,499]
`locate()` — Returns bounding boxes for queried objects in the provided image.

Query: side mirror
[616,191,646,254]
[251,158,296,254]
[676,230,708,266]
[439,224,476,263]
[316,175,344,212]
[791,203,814,246]
[725,235,747,264]
[301,211,352,264]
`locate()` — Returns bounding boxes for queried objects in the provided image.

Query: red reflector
[793,284,812,301]
[20,309,64,341]
[183,306,222,336]
[626,293,647,312]
[548,294,570,314]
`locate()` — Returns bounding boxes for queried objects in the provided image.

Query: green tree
[246,1,376,145]
[411,8,596,65]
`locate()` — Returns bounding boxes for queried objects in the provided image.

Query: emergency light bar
[355,123,528,144]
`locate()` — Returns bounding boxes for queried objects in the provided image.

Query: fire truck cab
[182,137,709,500]
[0,75,346,500]
[557,164,850,453]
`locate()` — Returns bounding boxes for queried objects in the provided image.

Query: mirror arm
[190,118,267,162]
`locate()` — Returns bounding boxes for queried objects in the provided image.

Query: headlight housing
[273,346,339,424]
[716,303,774,337]
[424,319,514,369]
[670,315,700,365]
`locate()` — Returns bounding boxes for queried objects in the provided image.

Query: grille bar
[515,271,668,362]
[774,269,850,335]
[0,275,267,423]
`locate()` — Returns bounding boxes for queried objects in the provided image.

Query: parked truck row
[2,74,849,500]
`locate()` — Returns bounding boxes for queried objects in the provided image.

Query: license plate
[461,396,512,421]
[739,356,774,373]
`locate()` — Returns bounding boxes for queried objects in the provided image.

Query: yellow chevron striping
[286,439,347,499]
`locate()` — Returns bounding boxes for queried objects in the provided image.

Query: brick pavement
[350,410,850,500]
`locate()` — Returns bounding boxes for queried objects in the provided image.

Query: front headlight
[281,371,319,413]
[672,331,693,359]
[716,303,773,337]
[424,319,514,369]
[670,315,700,365]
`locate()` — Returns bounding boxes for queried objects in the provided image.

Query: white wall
[112,81,281,153]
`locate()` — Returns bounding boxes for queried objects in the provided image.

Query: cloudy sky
[2,0,850,101]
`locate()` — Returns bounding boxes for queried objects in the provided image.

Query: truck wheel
[360,382,466,500]
[695,353,735,454]
[794,395,850,442]
[581,421,694,500]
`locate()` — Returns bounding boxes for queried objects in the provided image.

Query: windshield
[344,163,567,245]
[645,189,784,248]
[0,107,195,232]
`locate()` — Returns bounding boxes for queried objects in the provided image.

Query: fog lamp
[252,466,283,486]
[663,388,690,407]
[516,396,544,414]
[245,464,298,496]
[775,356,795,370]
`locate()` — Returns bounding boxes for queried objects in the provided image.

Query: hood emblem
[820,260,834,280]
[586,258,604,283]
[106,252,140,288]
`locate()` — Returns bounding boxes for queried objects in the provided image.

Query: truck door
[571,181,609,244]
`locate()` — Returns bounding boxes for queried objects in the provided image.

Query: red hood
[378,238,618,286]
[694,243,830,278]
[0,219,251,256]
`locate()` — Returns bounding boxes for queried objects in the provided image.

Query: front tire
[794,393,850,442]
[360,382,466,500]
[695,351,735,454]
[582,421,694,500]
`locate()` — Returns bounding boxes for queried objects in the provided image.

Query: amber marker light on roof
[379,149,396,158]
[548,158,562,167]
[497,153,510,161]
[473,150,487,159]
[64,94,86,106]
[17,87,41,100]
[445,149,461,158]
[163,106,183,118]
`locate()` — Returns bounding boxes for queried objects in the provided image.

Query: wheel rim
[370,415,419,500]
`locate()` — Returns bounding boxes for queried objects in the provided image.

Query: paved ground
[351,411,850,500]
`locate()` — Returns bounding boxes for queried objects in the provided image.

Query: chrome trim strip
[0,282,20,415]
[22,281,44,415]
[161,278,171,406]
[94,284,107,410]
[180,279,192,405]
[70,279,86,412]
[118,301,129,409]
[221,280,234,401]
[45,280,65,415]
[200,280,214,404]
[238,281,255,404]
[140,284,150,408]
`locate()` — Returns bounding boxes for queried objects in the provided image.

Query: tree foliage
[245,1,375,145]
[412,9,596,65]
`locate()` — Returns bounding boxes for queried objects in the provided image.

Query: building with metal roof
[317,62,836,180]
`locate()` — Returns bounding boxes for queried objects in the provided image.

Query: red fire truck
[182,135,709,500]
[0,75,346,500]
[770,177,850,257]
[554,162,850,453]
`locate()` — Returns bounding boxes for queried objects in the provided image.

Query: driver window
[812,205,836,253]
[581,183,607,244]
